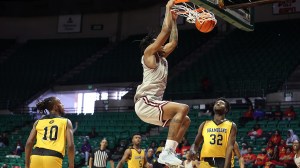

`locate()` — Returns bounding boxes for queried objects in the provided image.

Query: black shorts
[203,157,226,168]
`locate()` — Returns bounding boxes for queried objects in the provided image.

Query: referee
[89,138,114,168]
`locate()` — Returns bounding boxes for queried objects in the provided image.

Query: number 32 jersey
[201,120,233,159]
[34,115,68,157]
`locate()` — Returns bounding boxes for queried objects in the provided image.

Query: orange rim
[195,7,205,13]
[174,0,190,4]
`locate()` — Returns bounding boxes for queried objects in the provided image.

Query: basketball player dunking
[134,0,190,166]
[191,98,237,168]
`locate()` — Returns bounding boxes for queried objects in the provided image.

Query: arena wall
[255,4,300,22]
[1,3,299,42]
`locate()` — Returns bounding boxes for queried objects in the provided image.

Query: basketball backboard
[190,0,254,31]
[221,0,286,9]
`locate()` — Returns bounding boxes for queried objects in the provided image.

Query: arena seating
[64,34,145,85]
[3,20,300,110]
[0,20,300,168]
[64,29,216,85]
[0,112,150,168]
[0,114,33,168]
[165,19,300,99]
[0,106,299,167]
[0,38,109,110]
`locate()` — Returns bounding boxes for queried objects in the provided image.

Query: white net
[171,2,217,24]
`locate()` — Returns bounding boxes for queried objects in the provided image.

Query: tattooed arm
[163,13,178,58]
[144,0,175,68]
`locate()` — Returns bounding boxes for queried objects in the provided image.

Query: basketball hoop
[172,0,217,33]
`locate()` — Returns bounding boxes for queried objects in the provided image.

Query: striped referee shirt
[90,148,112,168]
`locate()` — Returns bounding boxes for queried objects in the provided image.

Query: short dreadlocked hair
[36,96,64,115]
[139,32,156,55]
[36,97,58,115]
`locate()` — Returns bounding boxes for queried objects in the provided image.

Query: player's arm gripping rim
[190,121,206,155]
[25,120,38,168]
[224,123,237,168]
[162,10,178,58]
[66,119,75,168]
[116,149,131,168]
[143,0,174,69]
[234,142,245,168]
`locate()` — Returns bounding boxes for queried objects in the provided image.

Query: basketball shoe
[158,148,182,166]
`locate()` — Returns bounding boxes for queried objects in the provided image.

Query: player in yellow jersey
[231,141,244,168]
[25,97,75,168]
[191,98,237,168]
[116,133,152,168]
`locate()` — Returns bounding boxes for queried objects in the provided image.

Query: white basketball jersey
[294,154,300,168]
[134,55,168,102]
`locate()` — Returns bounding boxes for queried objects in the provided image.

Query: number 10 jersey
[34,115,68,157]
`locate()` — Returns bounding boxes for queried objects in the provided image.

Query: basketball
[195,19,216,33]
[195,10,217,33]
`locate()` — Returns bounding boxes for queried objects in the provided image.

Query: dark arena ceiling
[0,0,162,17]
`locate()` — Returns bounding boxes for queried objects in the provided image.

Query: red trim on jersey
[159,101,169,124]
[141,96,169,126]
[142,97,159,107]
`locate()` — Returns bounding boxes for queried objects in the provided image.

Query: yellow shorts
[199,161,218,168]
[30,155,62,168]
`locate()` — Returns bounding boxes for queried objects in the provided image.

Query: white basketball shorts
[135,96,169,127]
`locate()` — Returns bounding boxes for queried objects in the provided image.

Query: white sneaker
[158,148,182,166]
[165,164,184,168]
